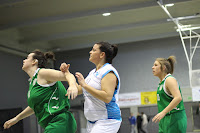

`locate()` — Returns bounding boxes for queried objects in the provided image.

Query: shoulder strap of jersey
[33,68,41,78]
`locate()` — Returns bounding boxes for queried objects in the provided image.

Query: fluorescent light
[102,13,111,16]
[165,3,174,7]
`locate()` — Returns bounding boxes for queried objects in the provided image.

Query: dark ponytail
[112,44,118,59]
[97,41,118,64]
[32,49,55,68]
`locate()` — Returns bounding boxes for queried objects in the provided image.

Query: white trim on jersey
[38,82,56,87]
[163,74,179,98]
[33,68,40,77]
[163,74,181,111]
[163,74,173,98]
[33,68,57,87]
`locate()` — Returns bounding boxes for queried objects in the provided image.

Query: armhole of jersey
[38,82,57,87]
[102,70,119,90]
[163,76,179,98]
[36,68,57,87]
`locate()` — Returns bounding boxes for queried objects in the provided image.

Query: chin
[22,66,27,71]
[89,58,93,63]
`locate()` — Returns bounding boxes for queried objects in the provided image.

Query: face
[152,60,162,77]
[22,53,35,70]
[89,44,102,63]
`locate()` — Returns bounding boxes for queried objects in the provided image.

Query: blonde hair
[156,56,176,74]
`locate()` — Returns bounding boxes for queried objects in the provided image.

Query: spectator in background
[129,113,136,133]
[196,102,200,115]
[137,112,145,133]
[141,112,148,133]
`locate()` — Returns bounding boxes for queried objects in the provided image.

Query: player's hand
[60,63,70,73]
[66,84,78,100]
[4,117,19,129]
[75,72,86,88]
[152,112,166,123]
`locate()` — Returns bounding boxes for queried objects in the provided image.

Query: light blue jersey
[83,63,121,122]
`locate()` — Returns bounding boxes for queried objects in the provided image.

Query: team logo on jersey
[52,106,59,109]
[157,94,160,101]
[174,107,180,110]
[95,72,99,77]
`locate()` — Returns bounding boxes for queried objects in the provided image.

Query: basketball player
[60,41,121,133]
[152,56,187,133]
[4,50,77,133]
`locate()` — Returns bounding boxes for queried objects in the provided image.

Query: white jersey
[83,63,121,121]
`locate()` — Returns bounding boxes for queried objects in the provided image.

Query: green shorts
[44,111,77,133]
[159,110,187,133]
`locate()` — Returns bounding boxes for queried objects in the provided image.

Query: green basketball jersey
[157,74,185,115]
[27,68,70,128]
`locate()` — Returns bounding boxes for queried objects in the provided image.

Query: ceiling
[0,0,199,56]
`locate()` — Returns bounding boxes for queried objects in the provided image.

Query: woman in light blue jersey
[61,41,121,133]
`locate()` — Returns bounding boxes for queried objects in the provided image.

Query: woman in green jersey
[3,50,77,133]
[152,56,187,133]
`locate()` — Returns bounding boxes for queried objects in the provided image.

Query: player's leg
[45,111,77,133]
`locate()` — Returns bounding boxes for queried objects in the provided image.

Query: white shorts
[86,119,121,133]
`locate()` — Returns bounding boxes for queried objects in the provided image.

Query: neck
[24,66,38,79]
[158,73,168,82]
[96,62,107,71]
[93,58,107,70]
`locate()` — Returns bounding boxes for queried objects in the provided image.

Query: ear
[32,59,38,65]
[162,65,166,71]
[100,52,105,59]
